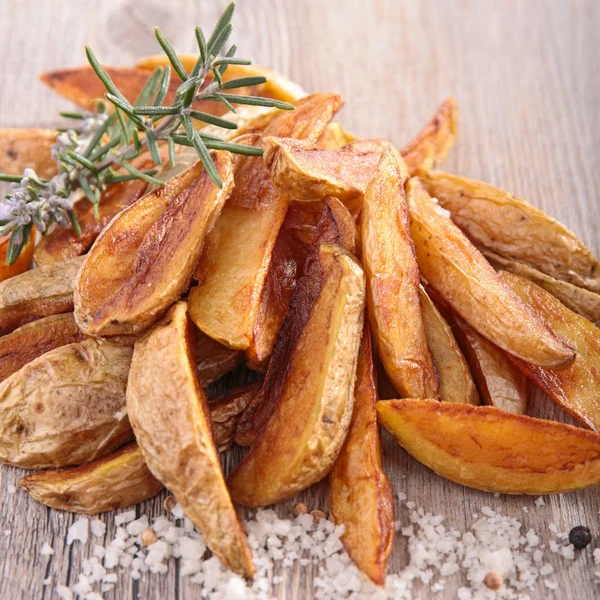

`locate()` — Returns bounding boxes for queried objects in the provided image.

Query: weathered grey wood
[0,0,599,598]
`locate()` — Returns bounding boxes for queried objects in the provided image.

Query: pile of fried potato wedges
[1,56,600,584]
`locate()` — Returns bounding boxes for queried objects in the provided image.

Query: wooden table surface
[1,0,599,598]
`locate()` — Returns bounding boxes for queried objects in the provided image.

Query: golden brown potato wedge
[406,177,574,370]
[0,313,85,382]
[19,443,162,514]
[0,233,35,283]
[377,399,600,494]
[0,338,132,469]
[501,271,600,431]
[0,255,83,335]
[419,287,479,405]
[228,244,365,506]
[316,121,355,149]
[483,249,600,327]
[75,153,233,336]
[127,302,254,578]
[329,326,394,586]
[195,329,243,386]
[362,148,438,398]
[189,93,342,350]
[210,383,261,453]
[0,128,57,179]
[420,170,600,293]
[400,96,458,174]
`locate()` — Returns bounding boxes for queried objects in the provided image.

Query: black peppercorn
[568,526,592,549]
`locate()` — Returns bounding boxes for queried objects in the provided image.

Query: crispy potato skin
[0,233,35,283]
[0,313,85,382]
[378,399,600,494]
[75,154,233,336]
[228,245,365,507]
[406,177,574,370]
[0,128,57,179]
[501,272,600,431]
[329,326,394,586]
[421,170,600,293]
[0,338,132,469]
[19,443,162,514]
[401,96,458,174]
[127,302,254,578]
[419,287,479,405]
[484,249,600,327]
[362,148,438,398]
[0,256,83,335]
[195,329,243,386]
[189,94,342,350]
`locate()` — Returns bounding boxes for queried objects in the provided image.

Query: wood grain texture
[0,0,599,598]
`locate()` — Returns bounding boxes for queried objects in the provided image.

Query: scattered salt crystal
[56,585,73,600]
[71,573,91,596]
[534,497,546,507]
[559,544,575,560]
[540,563,554,576]
[114,510,136,526]
[90,519,106,538]
[171,503,185,519]
[93,544,105,559]
[126,515,149,536]
[397,491,407,502]
[67,518,89,545]
[457,587,472,600]
[522,506,529,513]
[43,577,51,585]
[545,580,559,590]
[41,542,54,556]
[7,484,16,494]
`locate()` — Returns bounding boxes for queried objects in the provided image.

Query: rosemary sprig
[0,2,295,264]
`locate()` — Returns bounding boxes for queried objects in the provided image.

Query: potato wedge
[210,383,261,453]
[0,255,83,335]
[195,330,242,386]
[377,399,600,494]
[420,170,600,293]
[0,338,132,469]
[0,313,85,382]
[329,325,394,586]
[483,249,600,327]
[19,443,162,514]
[0,128,57,178]
[406,177,574,369]
[419,287,479,405]
[75,153,233,336]
[400,96,458,174]
[0,233,35,283]
[228,244,365,506]
[501,271,600,431]
[127,302,254,577]
[362,148,438,398]
[189,93,342,350]
[316,121,355,149]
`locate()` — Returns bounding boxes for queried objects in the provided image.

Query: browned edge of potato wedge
[0,337,133,469]
[0,256,84,336]
[195,329,243,386]
[420,170,600,294]
[329,325,394,586]
[0,128,58,178]
[19,443,162,515]
[406,177,575,370]
[362,147,439,399]
[126,301,254,578]
[75,153,233,336]
[501,271,600,432]
[419,287,479,405]
[228,244,365,507]
[483,249,600,327]
[377,399,600,494]
[0,313,86,382]
[189,93,342,351]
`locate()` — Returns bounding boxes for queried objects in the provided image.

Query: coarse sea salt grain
[90,519,106,538]
[7,484,16,494]
[67,518,89,545]
[41,542,54,556]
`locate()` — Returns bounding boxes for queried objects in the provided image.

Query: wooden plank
[0,0,598,599]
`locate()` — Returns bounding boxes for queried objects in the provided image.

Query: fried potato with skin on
[236,200,358,445]
[377,399,600,494]
[19,443,162,514]
[316,121,355,149]
[228,244,365,506]
[75,153,233,336]
[362,147,438,398]
[0,233,35,283]
[0,255,83,335]
[127,302,254,578]
[420,170,600,293]
[0,313,85,382]
[0,337,132,469]
[406,177,574,370]
[329,325,394,586]
[0,128,57,178]
[483,249,600,327]
[419,287,479,405]
[195,329,242,386]
[501,271,600,431]
[189,94,342,350]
